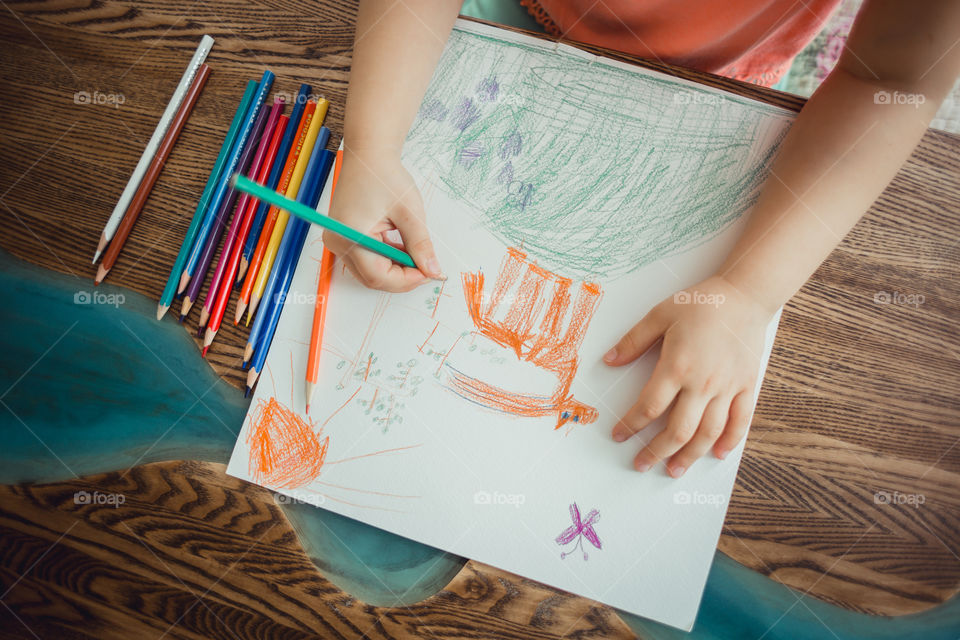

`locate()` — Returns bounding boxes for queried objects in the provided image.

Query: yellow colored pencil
[246,98,329,325]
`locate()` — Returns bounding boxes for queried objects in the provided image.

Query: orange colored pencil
[235,101,317,324]
[305,146,343,414]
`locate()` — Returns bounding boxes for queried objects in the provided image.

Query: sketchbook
[227,19,793,631]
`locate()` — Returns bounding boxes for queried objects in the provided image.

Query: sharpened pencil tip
[201,346,208,357]
[305,404,310,415]
[178,271,191,295]
[94,265,108,285]
[244,386,251,398]
[197,325,204,338]
[241,360,248,370]
[178,314,186,324]
[92,250,102,264]
[156,305,168,321]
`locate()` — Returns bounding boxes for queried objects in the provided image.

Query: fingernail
[670,466,686,478]
[612,427,627,442]
[716,449,728,460]
[635,461,651,472]
[426,257,442,277]
[603,347,617,363]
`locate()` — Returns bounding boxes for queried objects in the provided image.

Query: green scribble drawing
[403,27,793,280]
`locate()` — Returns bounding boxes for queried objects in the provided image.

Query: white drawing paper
[227,20,793,631]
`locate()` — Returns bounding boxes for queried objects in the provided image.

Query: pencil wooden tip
[246,297,260,326]
[234,300,248,325]
[180,296,194,319]
[203,327,215,350]
[243,342,254,363]
[178,271,191,295]
[245,365,259,392]
[156,304,169,321]
[93,233,107,263]
[305,381,314,414]
[94,265,108,285]
[236,259,248,284]
[198,308,209,331]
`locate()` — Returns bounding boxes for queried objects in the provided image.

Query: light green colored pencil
[229,173,418,269]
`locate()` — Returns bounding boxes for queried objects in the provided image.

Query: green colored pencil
[156,80,258,320]
[229,173,418,269]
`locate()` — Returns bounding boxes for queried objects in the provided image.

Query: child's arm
[326,0,462,291]
[605,0,960,476]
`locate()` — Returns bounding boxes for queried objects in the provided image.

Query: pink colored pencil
[197,98,285,332]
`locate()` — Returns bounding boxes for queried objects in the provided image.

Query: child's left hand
[603,275,774,477]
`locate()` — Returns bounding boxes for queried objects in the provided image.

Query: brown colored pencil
[95,63,211,285]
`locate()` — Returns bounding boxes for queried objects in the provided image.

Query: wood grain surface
[0,0,958,637]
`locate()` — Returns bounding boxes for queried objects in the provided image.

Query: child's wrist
[716,269,786,316]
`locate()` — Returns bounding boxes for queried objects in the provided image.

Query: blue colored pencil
[237,84,312,286]
[242,127,330,366]
[178,70,274,294]
[245,149,335,395]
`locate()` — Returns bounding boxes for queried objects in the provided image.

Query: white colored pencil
[93,34,215,263]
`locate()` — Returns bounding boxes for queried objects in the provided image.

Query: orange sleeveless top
[520,0,841,86]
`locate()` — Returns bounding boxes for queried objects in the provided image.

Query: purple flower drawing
[556,502,602,560]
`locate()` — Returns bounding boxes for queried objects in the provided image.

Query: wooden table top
[0,1,958,637]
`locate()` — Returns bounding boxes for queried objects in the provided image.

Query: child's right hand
[325,150,444,292]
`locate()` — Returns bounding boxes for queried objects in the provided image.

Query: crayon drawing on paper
[227,19,790,631]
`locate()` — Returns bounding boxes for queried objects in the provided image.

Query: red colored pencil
[95,64,211,284]
[201,114,290,355]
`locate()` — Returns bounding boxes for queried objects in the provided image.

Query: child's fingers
[604,306,668,366]
[611,361,680,442]
[667,395,731,477]
[341,247,427,293]
[713,389,755,459]
[393,206,444,280]
[633,390,709,472]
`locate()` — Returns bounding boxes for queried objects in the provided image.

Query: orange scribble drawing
[447,247,602,429]
[247,396,330,489]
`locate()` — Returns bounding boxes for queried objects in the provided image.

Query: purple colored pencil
[179,103,272,321]
[197,98,285,331]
